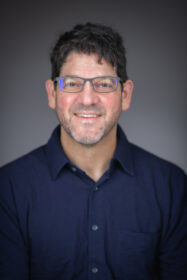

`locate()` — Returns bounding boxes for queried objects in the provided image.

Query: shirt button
[94,186,99,191]
[91,267,98,273]
[92,224,98,231]
[71,167,76,172]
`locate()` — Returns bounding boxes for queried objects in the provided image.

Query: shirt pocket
[115,230,159,280]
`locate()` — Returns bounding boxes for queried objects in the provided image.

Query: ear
[45,79,56,109]
[121,80,134,112]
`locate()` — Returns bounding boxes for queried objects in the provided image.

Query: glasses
[54,75,121,93]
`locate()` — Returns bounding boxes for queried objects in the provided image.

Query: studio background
[0,0,186,172]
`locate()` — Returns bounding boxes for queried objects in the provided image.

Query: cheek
[57,94,76,109]
[101,95,122,113]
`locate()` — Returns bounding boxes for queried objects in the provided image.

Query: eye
[92,77,118,92]
[64,79,82,88]
[64,81,77,87]
[100,82,112,88]
[65,81,77,87]
[95,80,113,88]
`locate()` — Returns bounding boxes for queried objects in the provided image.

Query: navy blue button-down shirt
[0,126,186,280]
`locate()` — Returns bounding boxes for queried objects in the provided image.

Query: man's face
[46,52,133,145]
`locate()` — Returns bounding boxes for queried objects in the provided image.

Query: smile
[74,113,101,118]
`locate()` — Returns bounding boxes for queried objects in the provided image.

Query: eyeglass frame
[54,75,122,93]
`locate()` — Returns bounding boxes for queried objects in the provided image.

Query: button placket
[92,184,99,233]
[71,167,77,172]
[91,267,98,274]
[88,183,101,278]
[91,224,98,231]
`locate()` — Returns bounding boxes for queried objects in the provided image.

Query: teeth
[76,114,98,118]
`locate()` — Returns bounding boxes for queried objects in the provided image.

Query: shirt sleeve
[0,168,29,280]
[159,166,187,280]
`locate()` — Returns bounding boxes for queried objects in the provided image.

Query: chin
[72,134,104,146]
[71,130,105,146]
[61,122,115,146]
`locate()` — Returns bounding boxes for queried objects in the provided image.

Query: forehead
[60,52,117,77]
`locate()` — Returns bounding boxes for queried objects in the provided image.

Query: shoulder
[0,145,47,182]
[117,125,186,180]
[0,145,49,207]
[129,142,186,183]
[128,143,187,215]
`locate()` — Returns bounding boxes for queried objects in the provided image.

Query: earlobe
[121,80,134,112]
[45,79,56,109]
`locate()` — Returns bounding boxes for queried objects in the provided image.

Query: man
[0,23,186,280]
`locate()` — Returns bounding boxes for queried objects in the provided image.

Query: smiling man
[0,23,186,280]
[46,51,133,181]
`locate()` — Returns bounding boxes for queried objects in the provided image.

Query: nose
[78,80,99,106]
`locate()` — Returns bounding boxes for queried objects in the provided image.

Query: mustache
[70,104,105,114]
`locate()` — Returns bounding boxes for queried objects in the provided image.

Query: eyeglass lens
[58,76,118,93]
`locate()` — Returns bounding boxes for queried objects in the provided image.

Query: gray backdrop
[0,0,187,172]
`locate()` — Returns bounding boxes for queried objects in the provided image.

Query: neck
[60,127,117,182]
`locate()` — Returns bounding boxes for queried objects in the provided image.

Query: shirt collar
[45,125,70,180]
[45,125,135,180]
[112,125,135,176]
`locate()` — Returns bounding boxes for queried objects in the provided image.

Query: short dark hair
[50,22,128,83]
